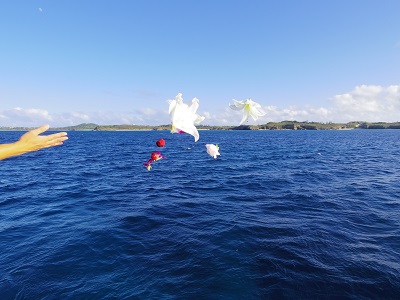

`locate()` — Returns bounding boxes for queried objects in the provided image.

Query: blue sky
[1,0,400,127]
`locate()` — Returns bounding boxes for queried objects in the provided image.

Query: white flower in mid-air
[229,98,266,125]
[205,144,220,159]
[167,93,205,142]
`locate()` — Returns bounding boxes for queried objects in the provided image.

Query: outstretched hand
[0,125,68,160]
[18,125,68,152]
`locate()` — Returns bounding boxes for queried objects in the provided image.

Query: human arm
[0,125,68,160]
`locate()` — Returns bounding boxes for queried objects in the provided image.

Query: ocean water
[0,130,399,299]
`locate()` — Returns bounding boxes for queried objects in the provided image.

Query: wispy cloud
[329,85,400,122]
[0,107,53,127]
[55,109,170,127]
[215,85,400,124]
[1,85,399,127]
[0,107,170,127]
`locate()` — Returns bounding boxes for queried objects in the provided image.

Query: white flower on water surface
[229,98,266,125]
[205,144,220,159]
[167,93,205,142]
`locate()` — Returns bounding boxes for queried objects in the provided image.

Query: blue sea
[1,130,399,299]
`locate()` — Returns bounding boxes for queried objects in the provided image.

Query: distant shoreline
[1,121,400,131]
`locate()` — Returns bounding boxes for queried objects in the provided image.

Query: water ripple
[1,130,399,298]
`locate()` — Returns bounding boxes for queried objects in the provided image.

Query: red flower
[156,138,166,147]
[151,151,165,161]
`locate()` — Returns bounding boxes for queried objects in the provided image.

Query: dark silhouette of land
[1,121,400,131]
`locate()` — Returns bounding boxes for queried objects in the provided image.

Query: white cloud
[55,109,169,126]
[138,108,158,116]
[0,107,53,127]
[208,85,400,124]
[202,110,229,124]
[1,85,399,127]
[0,107,170,127]
[244,85,400,124]
[330,85,400,122]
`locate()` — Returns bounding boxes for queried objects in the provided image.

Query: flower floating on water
[167,93,205,142]
[151,151,165,161]
[156,138,165,147]
[143,159,153,171]
[229,98,266,125]
[205,144,220,159]
[143,151,165,171]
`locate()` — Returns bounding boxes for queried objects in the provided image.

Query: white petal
[253,106,266,117]
[167,99,176,115]
[167,93,204,141]
[249,101,266,116]
[205,144,220,159]
[194,114,205,124]
[239,107,250,125]
[229,99,246,110]
[233,99,245,107]
[248,108,260,121]
[178,122,200,142]
[189,98,200,114]
[229,105,244,111]
[231,98,266,124]
[175,93,183,103]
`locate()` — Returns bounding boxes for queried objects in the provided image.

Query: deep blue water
[1,130,399,299]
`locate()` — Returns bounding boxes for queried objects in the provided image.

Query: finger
[48,132,68,139]
[44,135,68,147]
[42,132,68,144]
[47,135,68,143]
[42,140,66,149]
[30,124,50,136]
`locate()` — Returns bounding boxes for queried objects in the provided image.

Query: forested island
[2,121,400,131]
